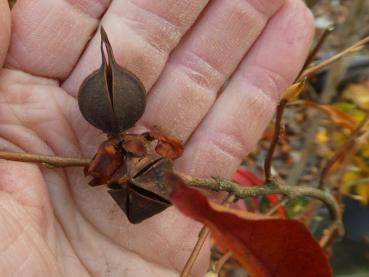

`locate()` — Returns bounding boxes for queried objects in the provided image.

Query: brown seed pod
[108,158,173,224]
[78,27,146,134]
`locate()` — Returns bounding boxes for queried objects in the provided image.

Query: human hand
[0,0,313,276]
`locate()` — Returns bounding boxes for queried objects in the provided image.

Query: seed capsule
[78,27,146,134]
[108,158,173,224]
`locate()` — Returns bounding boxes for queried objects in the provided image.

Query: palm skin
[0,0,314,276]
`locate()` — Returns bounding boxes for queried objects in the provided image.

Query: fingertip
[5,0,109,79]
[0,0,11,67]
[286,0,315,49]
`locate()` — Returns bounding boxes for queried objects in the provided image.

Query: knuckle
[171,50,225,91]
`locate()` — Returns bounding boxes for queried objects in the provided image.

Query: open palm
[0,0,313,276]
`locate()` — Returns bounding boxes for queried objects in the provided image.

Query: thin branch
[214,251,233,274]
[0,150,341,229]
[0,151,90,167]
[0,149,344,243]
[178,173,342,230]
[319,111,369,188]
[180,227,210,277]
[300,35,369,79]
[268,22,348,192]
[319,221,341,248]
[299,25,335,76]
[287,20,365,185]
[180,194,235,277]
[266,197,289,216]
[346,177,369,188]
[264,99,288,180]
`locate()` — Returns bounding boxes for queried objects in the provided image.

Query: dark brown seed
[78,27,146,134]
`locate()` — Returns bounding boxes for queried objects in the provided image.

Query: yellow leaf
[282,80,305,101]
[342,83,369,109]
[315,129,329,143]
[355,184,369,205]
[353,156,369,174]
[341,170,361,194]
[360,143,369,158]
[333,102,366,123]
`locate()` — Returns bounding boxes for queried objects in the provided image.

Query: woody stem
[0,151,90,167]
[0,150,343,237]
[178,173,343,235]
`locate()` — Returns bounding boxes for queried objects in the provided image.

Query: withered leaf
[168,174,332,277]
[281,80,305,101]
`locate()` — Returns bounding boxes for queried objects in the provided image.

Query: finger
[0,0,10,67]
[5,0,110,79]
[62,0,210,96]
[140,0,285,140]
[176,0,314,178]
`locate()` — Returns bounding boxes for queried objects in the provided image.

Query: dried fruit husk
[155,134,184,160]
[108,158,173,224]
[85,133,175,223]
[84,138,123,186]
[78,27,146,134]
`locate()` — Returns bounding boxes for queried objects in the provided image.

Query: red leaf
[168,174,331,277]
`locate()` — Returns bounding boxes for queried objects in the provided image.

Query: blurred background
[217,0,369,276]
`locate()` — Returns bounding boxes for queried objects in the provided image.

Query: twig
[0,150,343,243]
[178,173,342,230]
[264,99,288,180]
[305,0,319,8]
[0,151,90,167]
[346,177,369,188]
[319,221,341,248]
[0,150,341,230]
[265,21,368,185]
[214,251,233,274]
[180,194,235,277]
[299,25,335,76]
[266,197,289,216]
[319,111,369,188]
[180,227,211,277]
[287,31,362,185]
[300,34,369,79]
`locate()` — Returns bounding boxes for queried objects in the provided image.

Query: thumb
[0,0,10,67]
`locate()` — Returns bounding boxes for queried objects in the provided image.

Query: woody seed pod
[108,158,173,224]
[78,27,146,134]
